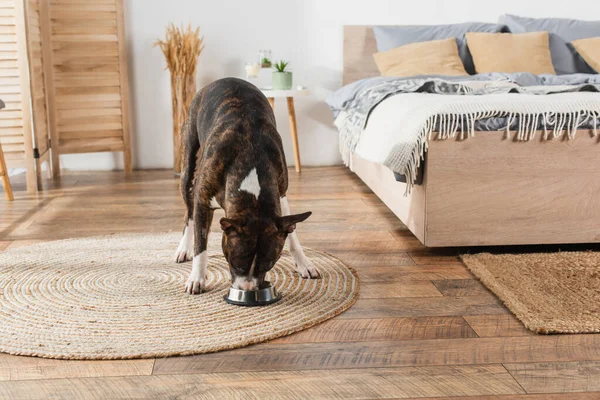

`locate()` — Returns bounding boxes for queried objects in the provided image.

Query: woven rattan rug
[462,252,600,334]
[0,233,358,360]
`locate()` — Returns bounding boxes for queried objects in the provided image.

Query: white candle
[245,63,260,78]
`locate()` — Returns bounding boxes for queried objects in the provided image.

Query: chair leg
[0,144,14,201]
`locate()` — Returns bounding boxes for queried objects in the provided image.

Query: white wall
[60,0,599,171]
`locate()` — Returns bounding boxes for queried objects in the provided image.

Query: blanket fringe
[400,110,600,195]
[339,142,353,171]
[336,111,361,171]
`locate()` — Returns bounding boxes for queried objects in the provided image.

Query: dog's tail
[180,108,199,222]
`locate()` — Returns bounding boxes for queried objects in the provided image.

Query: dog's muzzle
[232,276,258,291]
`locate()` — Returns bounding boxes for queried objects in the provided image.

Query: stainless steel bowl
[223,281,281,306]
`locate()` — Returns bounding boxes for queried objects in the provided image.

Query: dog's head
[220,211,311,290]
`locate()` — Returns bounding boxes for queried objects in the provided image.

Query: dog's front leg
[174,219,194,263]
[280,196,320,279]
[185,204,214,294]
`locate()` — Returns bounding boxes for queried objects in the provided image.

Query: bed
[332,25,600,247]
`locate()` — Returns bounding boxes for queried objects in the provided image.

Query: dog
[174,78,319,294]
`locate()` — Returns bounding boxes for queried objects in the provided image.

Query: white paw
[174,223,194,263]
[295,257,320,279]
[174,245,193,263]
[185,275,205,295]
[185,252,207,295]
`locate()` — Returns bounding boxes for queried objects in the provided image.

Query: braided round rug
[0,233,358,360]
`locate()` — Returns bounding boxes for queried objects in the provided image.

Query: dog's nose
[233,276,258,291]
[238,280,257,291]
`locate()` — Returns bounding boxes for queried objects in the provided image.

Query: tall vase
[171,74,196,174]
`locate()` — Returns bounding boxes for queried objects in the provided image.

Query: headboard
[343,26,379,85]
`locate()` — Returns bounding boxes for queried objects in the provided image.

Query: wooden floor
[1,167,600,399]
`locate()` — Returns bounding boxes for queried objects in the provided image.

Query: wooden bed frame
[343,26,600,247]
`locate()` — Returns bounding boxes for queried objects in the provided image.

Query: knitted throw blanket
[334,79,600,193]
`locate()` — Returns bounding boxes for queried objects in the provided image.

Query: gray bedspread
[327,73,600,132]
[326,73,600,188]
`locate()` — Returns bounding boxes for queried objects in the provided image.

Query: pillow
[500,14,600,74]
[465,32,556,75]
[571,37,600,73]
[373,23,506,75]
[373,38,468,77]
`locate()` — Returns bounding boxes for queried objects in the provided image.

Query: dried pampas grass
[154,24,205,173]
[154,23,205,77]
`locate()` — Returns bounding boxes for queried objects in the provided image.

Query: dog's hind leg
[185,188,215,294]
[280,196,320,279]
[175,115,199,263]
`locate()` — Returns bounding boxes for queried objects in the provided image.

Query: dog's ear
[220,218,242,233]
[277,211,312,234]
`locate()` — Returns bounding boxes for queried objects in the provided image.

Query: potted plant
[261,57,272,68]
[272,61,292,90]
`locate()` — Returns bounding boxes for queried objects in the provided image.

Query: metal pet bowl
[223,281,281,307]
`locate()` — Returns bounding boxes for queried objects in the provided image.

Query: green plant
[261,57,271,65]
[274,60,289,72]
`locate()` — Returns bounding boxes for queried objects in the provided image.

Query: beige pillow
[571,37,600,73]
[373,38,468,77]
[465,32,556,74]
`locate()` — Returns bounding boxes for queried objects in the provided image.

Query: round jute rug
[0,233,358,360]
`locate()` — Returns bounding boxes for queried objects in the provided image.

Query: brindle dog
[175,78,319,294]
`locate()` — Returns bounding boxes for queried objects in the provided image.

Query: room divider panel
[0,0,41,192]
[27,0,51,188]
[0,0,131,193]
[42,0,132,176]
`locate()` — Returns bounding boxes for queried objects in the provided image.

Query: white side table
[260,87,309,173]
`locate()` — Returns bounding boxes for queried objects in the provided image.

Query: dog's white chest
[209,197,221,209]
[238,168,261,198]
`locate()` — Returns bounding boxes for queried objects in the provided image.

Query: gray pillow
[373,23,506,75]
[500,14,600,74]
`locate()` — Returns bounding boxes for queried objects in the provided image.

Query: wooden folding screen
[26,0,51,187]
[41,0,131,175]
[0,0,131,193]
[0,0,43,192]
